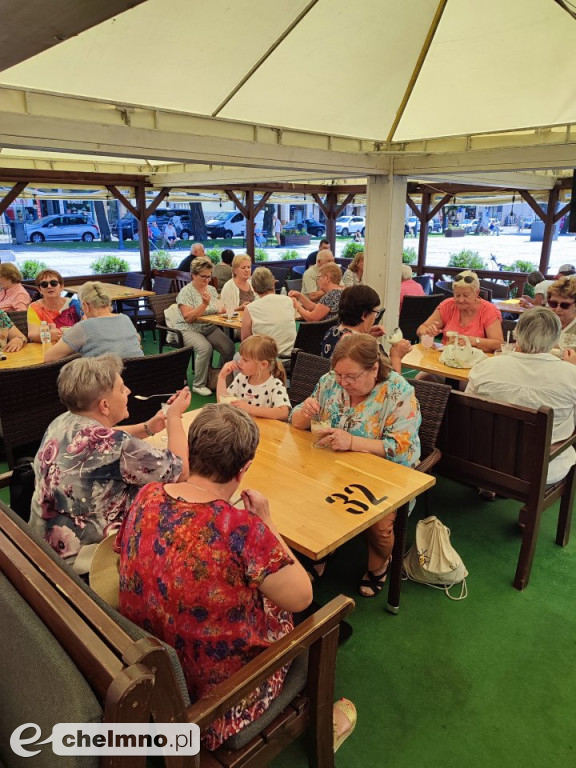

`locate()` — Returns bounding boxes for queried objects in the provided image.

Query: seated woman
[342,252,363,287]
[0,263,31,311]
[417,270,503,352]
[321,284,411,372]
[399,264,425,308]
[0,308,28,353]
[220,253,255,310]
[45,281,143,362]
[546,276,576,352]
[467,307,576,486]
[167,256,235,397]
[119,404,355,752]
[241,267,296,359]
[217,335,291,420]
[27,269,82,343]
[289,263,343,321]
[291,334,421,596]
[29,354,190,573]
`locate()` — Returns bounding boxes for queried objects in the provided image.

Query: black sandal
[304,554,330,583]
[358,568,388,598]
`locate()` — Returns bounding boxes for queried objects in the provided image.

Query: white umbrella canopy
[1,0,575,146]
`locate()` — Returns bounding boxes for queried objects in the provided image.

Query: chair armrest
[417,447,441,475]
[156,324,185,348]
[550,431,576,461]
[0,471,12,489]
[184,594,354,729]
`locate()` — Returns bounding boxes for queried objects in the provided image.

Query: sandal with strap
[333,697,357,753]
[358,567,388,598]
[304,554,330,583]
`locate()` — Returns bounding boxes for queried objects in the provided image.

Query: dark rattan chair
[480,279,510,300]
[412,378,451,475]
[434,281,453,298]
[120,347,193,424]
[148,293,185,353]
[293,317,336,356]
[412,274,434,295]
[288,349,331,407]
[152,275,175,294]
[286,278,303,293]
[0,356,79,467]
[398,294,444,343]
[501,318,518,339]
[7,310,27,336]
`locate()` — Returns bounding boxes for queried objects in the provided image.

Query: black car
[111,209,194,240]
[302,218,325,237]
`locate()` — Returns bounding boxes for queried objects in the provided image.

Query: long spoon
[133,393,175,401]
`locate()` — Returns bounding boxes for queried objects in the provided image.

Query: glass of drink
[225,305,235,320]
[310,411,332,447]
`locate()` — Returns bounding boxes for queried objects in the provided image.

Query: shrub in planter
[281,250,300,261]
[255,248,268,262]
[341,242,365,259]
[150,251,176,270]
[205,247,222,265]
[20,260,49,280]
[90,255,130,274]
[402,247,417,265]
[447,251,485,270]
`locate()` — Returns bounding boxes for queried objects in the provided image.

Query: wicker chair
[152,275,175,294]
[120,347,193,424]
[118,272,155,335]
[434,281,453,298]
[148,293,185,353]
[293,317,336,356]
[7,310,27,336]
[501,318,518,339]
[398,294,444,343]
[0,356,79,467]
[286,278,303,293]
[411,378,451,513]
[288,349,331,407]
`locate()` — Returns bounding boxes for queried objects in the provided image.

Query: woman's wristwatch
[143,421,154,437]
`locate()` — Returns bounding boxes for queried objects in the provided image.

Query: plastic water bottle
[280,287,287,296]
[40,321,51,357]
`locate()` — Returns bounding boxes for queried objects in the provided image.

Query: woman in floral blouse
[291,333,421,597]
[29,354,190,573]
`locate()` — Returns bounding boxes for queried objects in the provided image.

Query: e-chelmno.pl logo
[11,723,200,757]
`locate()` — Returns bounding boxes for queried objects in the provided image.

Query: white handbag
[439,332,485,369]
[403,516,468,600]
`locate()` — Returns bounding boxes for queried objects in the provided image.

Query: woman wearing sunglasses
[546,276,576,350]
[27,269,82,343]
[417,269,503,352]
[291,333,421,597]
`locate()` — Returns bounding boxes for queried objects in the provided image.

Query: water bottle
[40,321,51,357]
[280,287,287,296]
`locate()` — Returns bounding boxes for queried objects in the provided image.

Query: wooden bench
[0,502,354,767]
[437,391,576,589]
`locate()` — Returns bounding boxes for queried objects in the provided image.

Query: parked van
[206,210,264,239]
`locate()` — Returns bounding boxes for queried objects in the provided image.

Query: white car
[335,216,365,237]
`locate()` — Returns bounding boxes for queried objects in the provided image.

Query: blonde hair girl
[217,334,290,420]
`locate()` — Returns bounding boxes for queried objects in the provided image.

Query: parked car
[25,214,99,243]
[463,219,479,233]
[335,215,365,237]
[111,209,195,240]
[283,218,325,237]
[205,210,264,239]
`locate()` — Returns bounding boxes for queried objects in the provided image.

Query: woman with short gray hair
[30,354,191,573]
[241,267,296,358]
[467,307,576,484]
[44,280,143,362]
[168,257,235,396]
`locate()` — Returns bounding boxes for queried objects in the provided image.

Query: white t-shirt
[227,373,290,410]
[467,351,576,484]
[533,279,554,298]
[246,294,296,358]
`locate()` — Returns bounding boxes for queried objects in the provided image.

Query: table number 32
[325,483,388,515]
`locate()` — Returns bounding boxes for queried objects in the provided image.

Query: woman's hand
[421,321,440,338]
[241,489,271,524]
[369,325,386,338]
[562,348,576,365]
[50,326,63,342]
[219,360,239,378]
[4,335,25,353]
[200,288,211,306]
[166,386,191,417]
[316,428,353,451]
[288,290,302,300]
[300,397,320,419]
[390,339,411,359]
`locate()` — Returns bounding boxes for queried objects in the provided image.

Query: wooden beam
[225,190,248,217]
[106,185,139,218]
[0,0,148,72]
[417,189,431,270]
[553,202,571,223]
[145,188,170,218]
[428,193,453,220]
[0,181,27,217]
[135,183,151,286]
[519,190,546,222]
[0,167,145,186]
[334,193,355,218]
[539,186,560,275]
[254,191,272,216]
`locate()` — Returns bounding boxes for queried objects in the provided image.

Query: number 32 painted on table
[325,483,388,515]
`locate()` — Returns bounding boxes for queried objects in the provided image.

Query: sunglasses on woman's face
[548,299,575,310]
[39,280,60,288]
[454,274,475,284]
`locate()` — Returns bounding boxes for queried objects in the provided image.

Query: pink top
[438,297,502,344]
[400,279,425,308]
[0,283,31,312]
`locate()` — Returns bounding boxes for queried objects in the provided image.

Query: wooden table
[149,411,434,613]
[199,310,244,331]
[0,342,45,369]
[494,299,524,315]
[66,284,155,301]
[402,344,479,383]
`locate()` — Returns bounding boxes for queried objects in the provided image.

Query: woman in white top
[45,281,143,362]
[220,254,255,311]
[241,267,296,359]
[342,252,363,287]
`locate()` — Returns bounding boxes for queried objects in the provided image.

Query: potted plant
[444,225,465,238]
[281,226,310,247]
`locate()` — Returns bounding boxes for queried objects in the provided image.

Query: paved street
[1,229,575,276]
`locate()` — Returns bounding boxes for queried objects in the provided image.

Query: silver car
[26,214,100,243]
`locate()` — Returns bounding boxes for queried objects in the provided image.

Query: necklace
[186,479,217,493]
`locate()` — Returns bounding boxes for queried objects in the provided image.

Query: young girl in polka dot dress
[217,335,291,420]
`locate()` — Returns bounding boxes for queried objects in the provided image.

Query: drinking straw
[506,330,510,344]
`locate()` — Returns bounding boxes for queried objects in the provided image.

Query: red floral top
[118,483,294,750]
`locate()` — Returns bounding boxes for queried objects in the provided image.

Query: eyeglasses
[333,369,368,384]
[196,273,212,280]
[453,274,475,285]
[39,280,60,288]
[548,299,575,310]
[373,308,385,324]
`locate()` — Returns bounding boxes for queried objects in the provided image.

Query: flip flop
[333,697,357,753]
[358,568,388,598]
